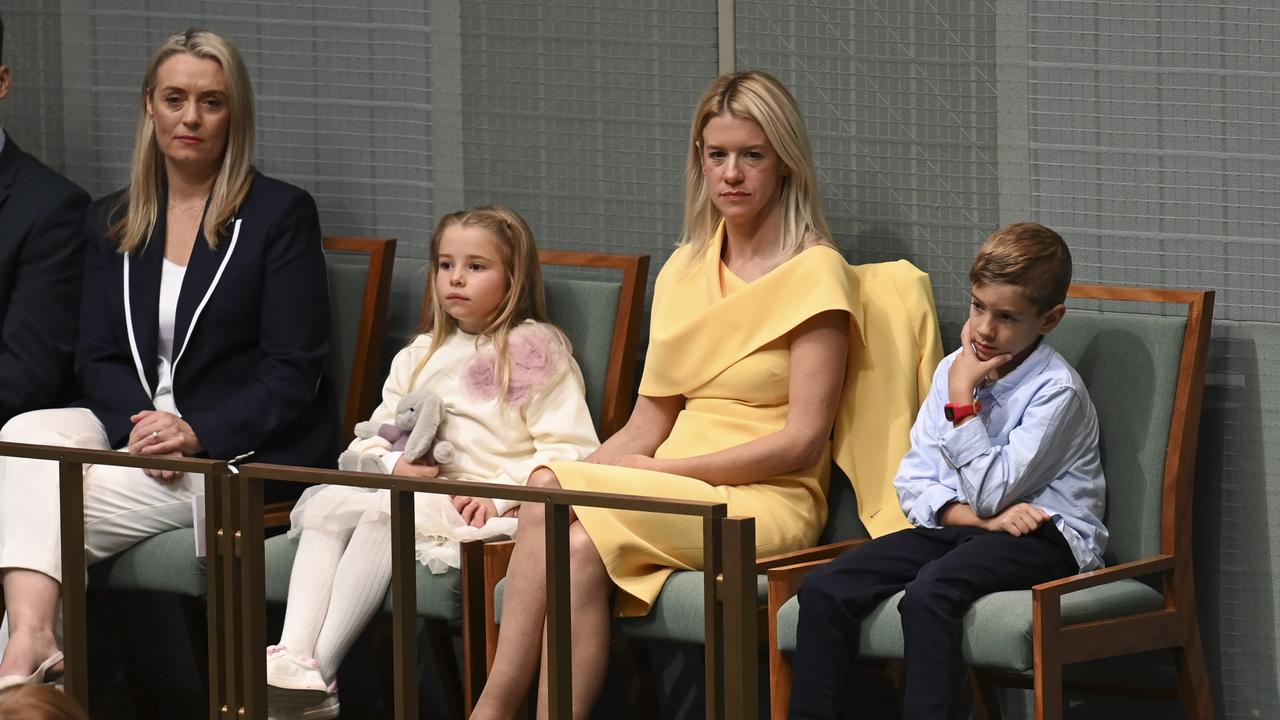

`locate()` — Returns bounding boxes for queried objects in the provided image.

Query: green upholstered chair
[86,236,396,595]
[260,249,650,713]
[767,284,1216,720]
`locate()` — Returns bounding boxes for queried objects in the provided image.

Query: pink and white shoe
[264,645,334,705]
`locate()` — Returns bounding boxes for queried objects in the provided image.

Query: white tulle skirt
[288,484,517,574]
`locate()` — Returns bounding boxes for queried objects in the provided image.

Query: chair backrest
[1046,284,1213,565]
[419,249,649,439]
[323,236,396,439]
[540,251,649,438]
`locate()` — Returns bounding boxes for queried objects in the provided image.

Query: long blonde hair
[680,70,831,261]
[412,206,564,404]
[110,28,255,254]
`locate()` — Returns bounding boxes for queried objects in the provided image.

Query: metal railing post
[703,512,726,719]
[238,472,266,720]
[220,465,242,718]
[390,485,420,719]
[544,503,573,718]
[58,459,88,709]
[721,516,757,720]
[205,465,228,720]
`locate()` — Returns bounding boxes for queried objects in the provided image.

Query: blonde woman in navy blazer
[0,29,337,687]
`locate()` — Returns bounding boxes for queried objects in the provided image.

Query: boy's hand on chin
[949,320,1012,402]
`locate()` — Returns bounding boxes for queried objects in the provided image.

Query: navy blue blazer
[0,134,90,425]
[77,172,338,468]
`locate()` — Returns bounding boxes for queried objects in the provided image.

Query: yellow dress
[549,224,859,617]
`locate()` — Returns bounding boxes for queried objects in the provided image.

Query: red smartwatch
[944,400,983,423]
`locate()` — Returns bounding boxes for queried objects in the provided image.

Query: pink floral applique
[462,347,499,403]
[460,323,567,408]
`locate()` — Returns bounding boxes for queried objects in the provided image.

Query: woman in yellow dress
[472,70,857,719]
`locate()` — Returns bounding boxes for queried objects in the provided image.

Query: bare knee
[521,469,561,527]
[527,467,561,490]
[567,523,606,582]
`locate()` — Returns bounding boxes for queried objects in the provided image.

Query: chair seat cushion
[495,570,769,645]
[776,578,1164,671]
[263,534,461,620]
[89,528,207,597]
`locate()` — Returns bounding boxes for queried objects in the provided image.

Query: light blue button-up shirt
[894,340,1107,571]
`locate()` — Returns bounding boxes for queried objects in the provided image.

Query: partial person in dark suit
[0,15,91,426]
[0,28,338,687]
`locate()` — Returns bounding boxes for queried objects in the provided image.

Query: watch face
[944,405,957,421]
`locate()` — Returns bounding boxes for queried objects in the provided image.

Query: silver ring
[151,431,159,440]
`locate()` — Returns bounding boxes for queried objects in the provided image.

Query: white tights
[277,516,392,683]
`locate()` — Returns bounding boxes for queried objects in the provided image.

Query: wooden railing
[236,464,756,720]
[0,443,759,720]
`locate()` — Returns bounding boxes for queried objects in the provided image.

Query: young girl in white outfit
[265,206,599,718]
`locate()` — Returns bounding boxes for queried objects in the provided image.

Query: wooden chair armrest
[765,554,834,692]
[263,500,295,530]
[483,539,516,584]
[1032,554,1174,599]
[765,559,839,717]
[765,558,833,614]
[766,558,833,586]
[756,538,867,572]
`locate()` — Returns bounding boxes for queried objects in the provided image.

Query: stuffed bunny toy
[338,388,456,474]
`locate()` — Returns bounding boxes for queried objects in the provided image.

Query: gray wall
[2,1,1278,717]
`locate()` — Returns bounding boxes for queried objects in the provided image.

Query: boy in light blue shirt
[790,223,1107,719]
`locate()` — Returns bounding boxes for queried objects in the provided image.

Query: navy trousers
[788,523,1080,719]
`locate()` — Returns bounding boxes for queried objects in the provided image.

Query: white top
[290,321,600,572]
[153,258,187,415]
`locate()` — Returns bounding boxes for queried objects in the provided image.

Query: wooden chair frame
[765,283,1216,719]
[262,236,396,527]
[326,236,397,437]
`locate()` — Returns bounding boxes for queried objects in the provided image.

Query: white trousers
[0,407,204,581]
[0,408,206,658]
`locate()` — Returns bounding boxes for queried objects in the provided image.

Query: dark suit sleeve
[0,185,89,422]
[75,215,154,446]
[181,191,331,458]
